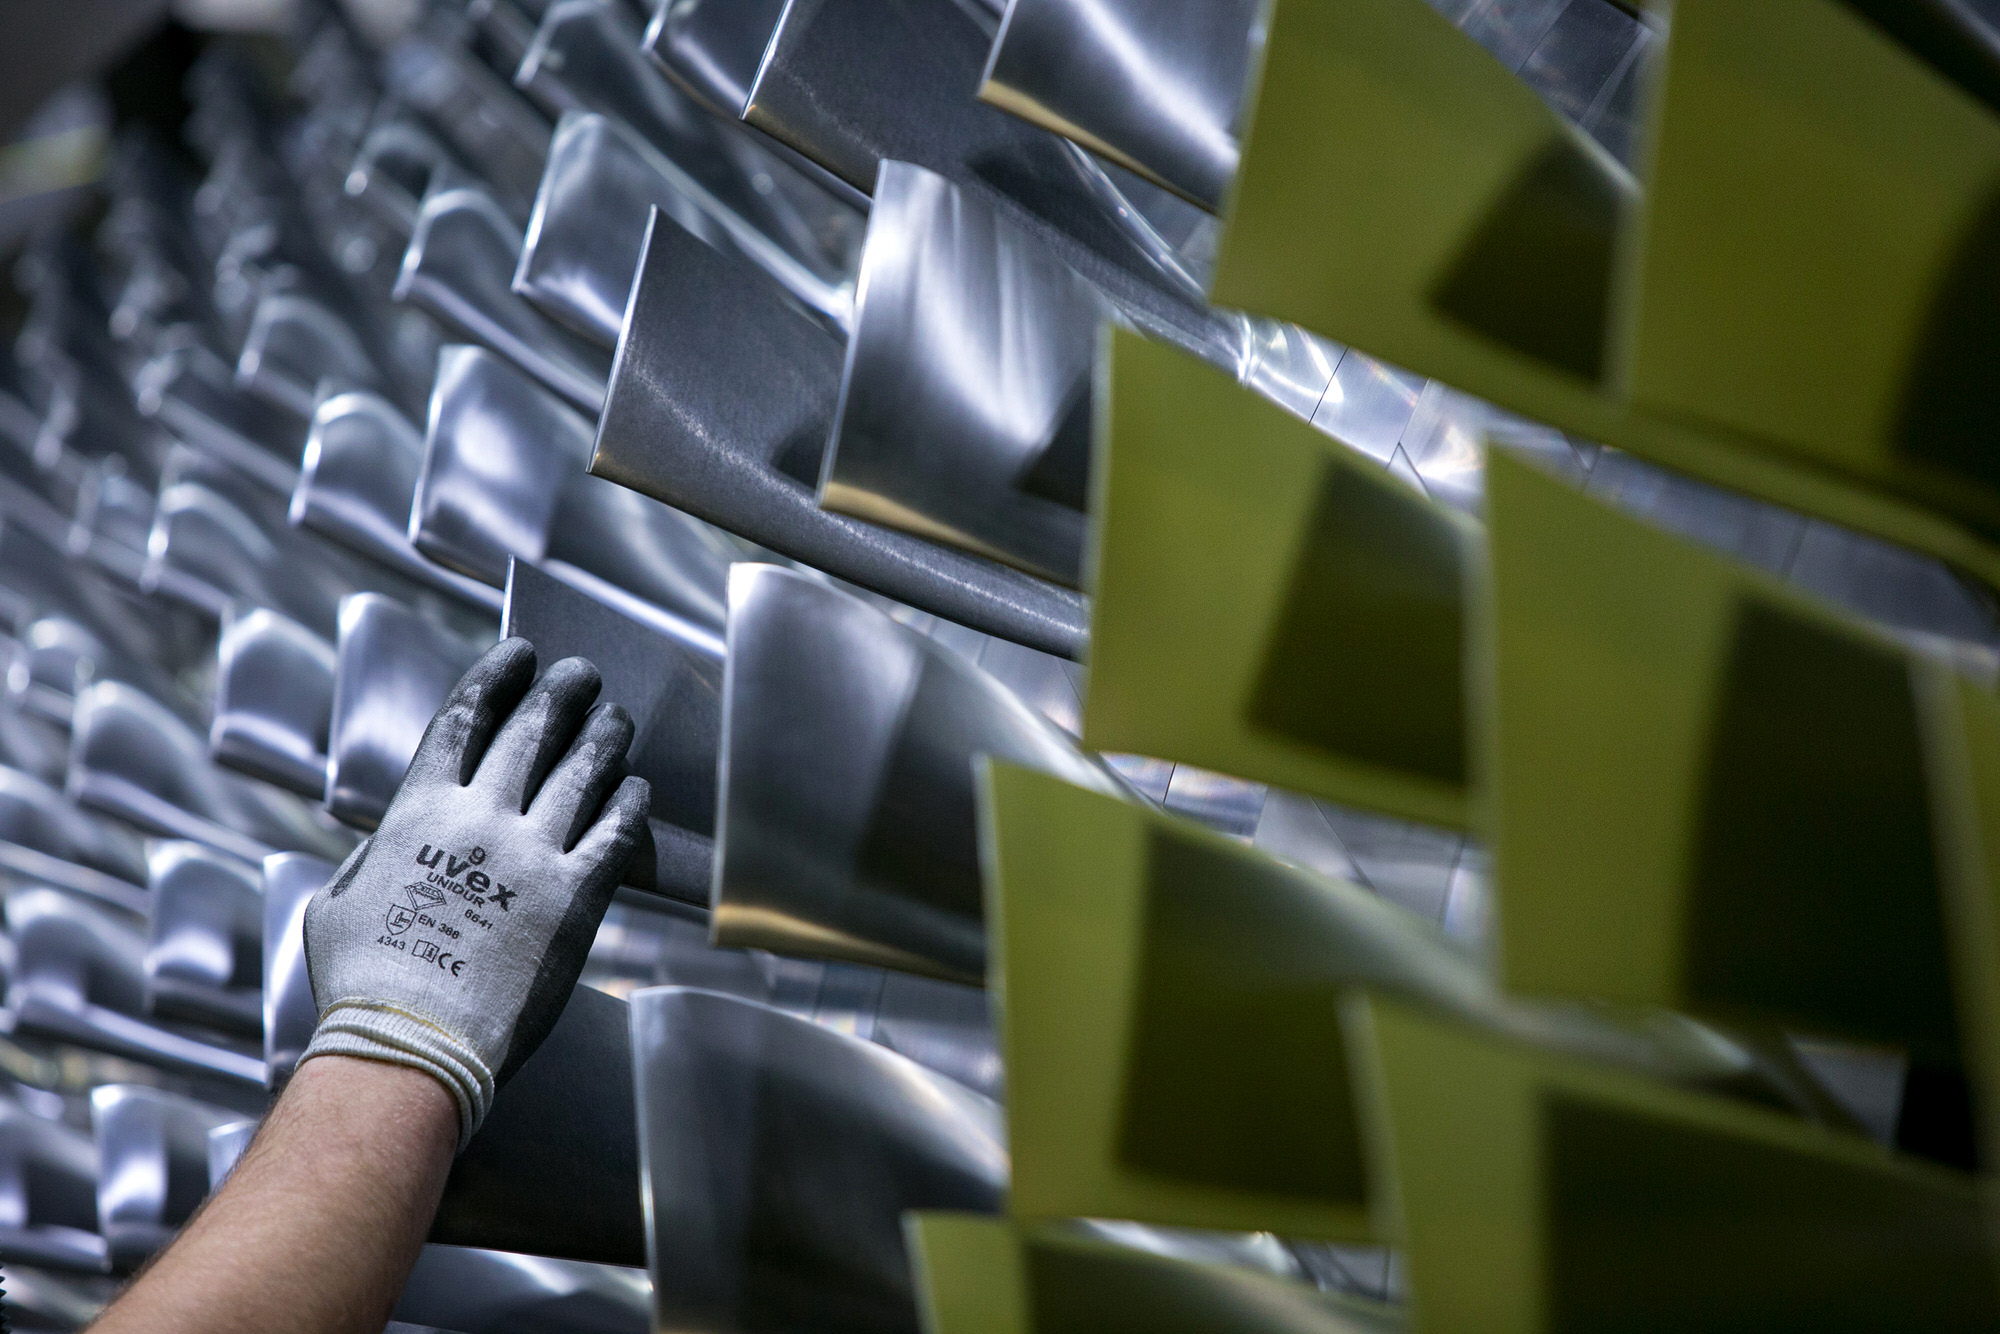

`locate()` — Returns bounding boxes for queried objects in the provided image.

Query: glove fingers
[473,655,603,811]
[569,773,652,875]
[531,700,638,852]
[405,638,537,787]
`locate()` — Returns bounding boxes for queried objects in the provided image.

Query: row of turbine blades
[13,0,2000,1329]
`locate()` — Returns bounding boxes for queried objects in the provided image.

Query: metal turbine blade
[290,387,502,611]
[593,213,1088,657]
[5,887,265,1083]
[0,1100,107,1273]
[88,1085,236,1271]
[821,161,1100,586]
[518,110,855,346]
[396,183,611,414]
[0,764,150,916]
[503,559,718,902]
[345,119,471,237]
[379,23,553,215]
[206,1119,256,1190]
[68,680,359,864]
[630,986,1006,1334]
[324,592,491,830]
[234,291,383,420]
[144,841,265,1040]
[260,850,330,1080]
[210,606,336,798]
[977,0,1261,212]
[739,0,1244,367]
[640,0,788,118]
[415,344,738,644]
[517,3,863,326]
[392,1245,651,1334]
[715,564,1119,984]
[133,339,307,497]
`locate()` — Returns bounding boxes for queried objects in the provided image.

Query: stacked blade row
[3,0,1999,1330]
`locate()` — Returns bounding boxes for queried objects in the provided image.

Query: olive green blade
[1212,0,1634,424]
[977,758,1494,1240]
[1214,0,2000,599]
[907,1213,1403,1334]
[1486,447,1968,1067]
[1345,991,2000,1333]
[1086,330,1477,829]
[1626,0,2000,544]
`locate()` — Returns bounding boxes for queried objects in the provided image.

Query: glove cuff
[300,1002,496,1150]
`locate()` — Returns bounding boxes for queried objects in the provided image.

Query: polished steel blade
[0,764,150,916]
[290,386,502,611]
[324,592,491,830]
[630,986,1006,1333]
[6,888,266,1084]
[396,183,610,414]
[416,343,740,644]
[821,161,1099,586]
[210,606,336,798]
[640,0,787,117]
[143,841,264,1041]
[68,680,358,864]
[392,1245,651,1334]
[517,3,862,330]
[0,1101,106,1273]
[503,559,718,902]
[977,0,1260,211]
[715,564,1117,983]
[88,1085,236,1271]
[260,850,330,1081]
[593,213,1088,657]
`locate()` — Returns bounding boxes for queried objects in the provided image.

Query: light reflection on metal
[345,119,468,236]
[516,3,863,331]
[396,183,611,414]
[641,0,789,118]
[631,986,1006,1334]
[977,0,1261,211]
[380,27,552,215]
[392,1244,652,1334]
[518,111,855,347]
[210,606,336,798]
[593,212,1088,658]
[68,680,358,865]
[6,888,266,1084]
[821,161,1100,586]
[414,344,737,651]
[324,593,490,830]
[234,291,382,420]
[133,338,305,497]
[0,1099,107,1273]
[0,765,150,916]
[503,560,718,903]
[260,850,330,1081]
[206,1119,256,1190]
[737,0,1244,367]
[143,841,264,1040]
[291,387,503,611]
[89,1085,236,1271]
[715,565,1120,983]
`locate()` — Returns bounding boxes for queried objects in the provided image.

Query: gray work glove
[300,639,649,1145]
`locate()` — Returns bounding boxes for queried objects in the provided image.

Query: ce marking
[436,952,465,978]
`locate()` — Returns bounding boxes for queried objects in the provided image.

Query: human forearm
[89,1055,458,1334]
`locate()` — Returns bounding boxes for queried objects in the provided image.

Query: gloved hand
[300,638,649,1145]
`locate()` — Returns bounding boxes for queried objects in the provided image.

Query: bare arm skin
[88,1054,458,1334]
